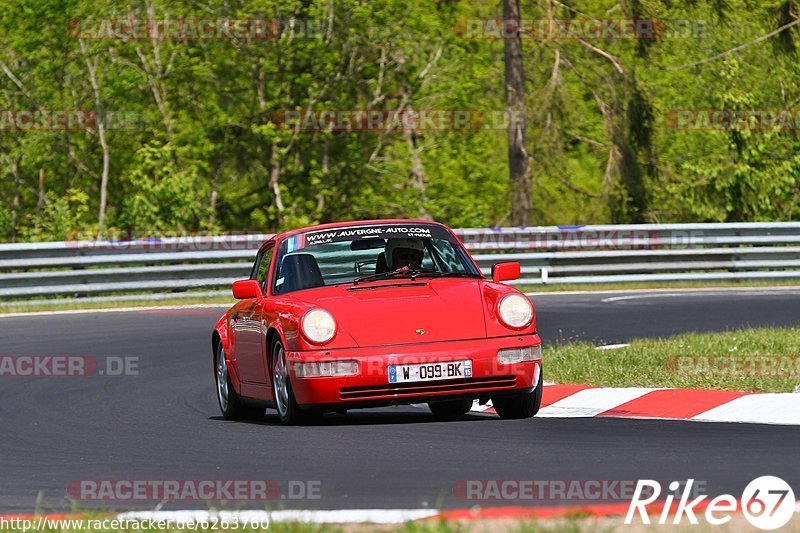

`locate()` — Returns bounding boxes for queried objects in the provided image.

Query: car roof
[270,219,451,244]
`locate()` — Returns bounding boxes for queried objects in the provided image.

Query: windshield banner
[295,224,449,248]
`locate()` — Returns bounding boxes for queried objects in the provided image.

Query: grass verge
[546,326,800,392]
[1,514,794,533]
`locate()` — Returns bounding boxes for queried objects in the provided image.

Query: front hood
[292,279,487,348]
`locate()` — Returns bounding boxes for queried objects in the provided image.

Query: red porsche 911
[212,219,542,425]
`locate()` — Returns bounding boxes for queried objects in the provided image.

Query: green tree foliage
[1,0,799,241]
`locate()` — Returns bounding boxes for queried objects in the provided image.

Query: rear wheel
[215,345,265,421]
[271,337,321,425]
[428,398,474,419]
[493,370,543,420]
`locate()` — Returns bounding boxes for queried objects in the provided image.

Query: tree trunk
[80,40,110,228]
[503,0,531,226]
[269,144,285,217]
[11,159,19,243]
[37,167,45,219]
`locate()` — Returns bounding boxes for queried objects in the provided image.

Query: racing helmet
[385,237,425,269]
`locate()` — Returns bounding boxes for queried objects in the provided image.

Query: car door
[231,244,274,396]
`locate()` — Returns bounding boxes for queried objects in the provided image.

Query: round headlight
[301,309,337,344]
[497,293,533,328]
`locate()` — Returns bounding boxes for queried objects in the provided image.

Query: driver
[385,237,425,270]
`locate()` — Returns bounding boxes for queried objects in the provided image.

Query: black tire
[428,398,474,418]
[493,371,543,420]
[214,345,265,421]
[270,337,321,425]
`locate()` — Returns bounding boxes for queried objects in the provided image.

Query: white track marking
[595,344,630,350]
[601,289,800,303]
[117,509,439,525]
[537,387,659,418]
[692,393,800,425]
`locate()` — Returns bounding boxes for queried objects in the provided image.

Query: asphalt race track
[1,288,799,512]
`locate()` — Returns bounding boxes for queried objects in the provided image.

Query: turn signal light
[497,346,542,364]
[294,360,359,377]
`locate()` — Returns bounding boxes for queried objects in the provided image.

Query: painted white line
[526,286,800,298]
[601,289,800,303]
[595,343,630,350]
[117,509,439,525]
[692,393,800,425]
[538,387,659,418]
[0,303,229,319]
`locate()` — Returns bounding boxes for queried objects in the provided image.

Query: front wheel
[492,370,543,420]
[215,345,265,421]
[271,337,320,425]
[428,398,474,419]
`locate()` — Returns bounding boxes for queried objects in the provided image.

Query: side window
[252,247,275,293]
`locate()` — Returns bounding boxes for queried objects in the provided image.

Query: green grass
[546,326,800,392]
[6,515,776,533]
[0,517,610,533]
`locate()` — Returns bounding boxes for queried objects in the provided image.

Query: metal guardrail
[2,223,800,300]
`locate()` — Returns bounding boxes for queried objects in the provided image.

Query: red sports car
[212,219,542,424]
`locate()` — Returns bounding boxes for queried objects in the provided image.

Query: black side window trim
[250,245,275,294]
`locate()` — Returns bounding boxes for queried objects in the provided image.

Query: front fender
[481,281,537,338]
[212,313,243,395]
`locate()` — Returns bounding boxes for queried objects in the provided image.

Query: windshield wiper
[353,267,438,285]
[353,268,483,285]
[416,272,485,279]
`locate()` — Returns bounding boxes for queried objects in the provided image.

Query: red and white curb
[471,384,800,425]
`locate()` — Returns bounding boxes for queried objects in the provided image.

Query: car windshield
[272,223,482,294]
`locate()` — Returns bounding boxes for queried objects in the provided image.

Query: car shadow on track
[209,409,499,427]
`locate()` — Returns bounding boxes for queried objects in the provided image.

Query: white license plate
[388,360,472,383]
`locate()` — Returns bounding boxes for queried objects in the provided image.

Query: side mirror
[232,279,264,301]
[492,262,520,283]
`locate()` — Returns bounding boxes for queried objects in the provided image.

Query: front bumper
[286,334,541,408]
